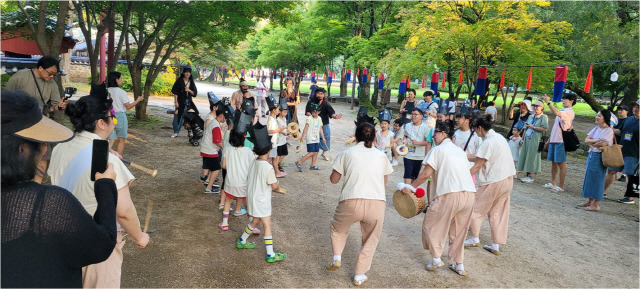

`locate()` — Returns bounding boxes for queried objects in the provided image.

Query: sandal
[310,166,320,170]
[575,203,590,208]
[273,188,286,194]
[266,252,286,263]
[426,260,444,271]
[483,245,501,256]
[252,227,261,235]
[218,223,228,231]
[583,206,600,211]
[449,264,466,276]
[295,161,303,172]
[235,240,256,249]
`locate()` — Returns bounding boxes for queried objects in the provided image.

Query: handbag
[30,69,50,117]
[601,136,624,168]
[559,121,580,152]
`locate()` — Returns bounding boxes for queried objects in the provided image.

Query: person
[615,102,639,204]
[201,108,226,194]
[282,77,299,124]
[518,101,548,183]
[576,110,614,211]
[398,89,417,123]
[295,104,326,171]
[507,99,532,139]
[171,67,198,138]
[231,78,257,113]
[5,56,69,183]
[235,123,286,263]
[464,115,516,256]
[305,87,343,161]
[484,101,497,122]
[460,95,477,115]
[401,120,476,276]
[452,113,482,162]
[48,84,149,288]
[276,107,290,172]
[1,91,117,288]
[375,109,394,164]
[256,75,269,117]
[402,109,430,184]
[389,119,404,166]
[219,130,258,231]
[308,79,318,101]
[446,96,458,119]
[417,90,438,128]
[327,123,393,286]
[266,96,285,177]
[508,128,523,168]
[107,71,144,157]
[605,105,629,195]
[542,93,577,192]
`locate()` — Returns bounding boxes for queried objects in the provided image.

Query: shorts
[268,145,278,158]
[624,156,639,176]
[277,144,288,156]
[307,143,320,153]
[108,111,128,140]
[403,158,423,180]
[547,143,566,163]
[225,192,246,200]
[607,165,624,172]
[202,156,221,171]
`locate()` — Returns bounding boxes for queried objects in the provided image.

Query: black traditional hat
[354,106,375,126]
[233,98,256,134]
[438,100,449,115]
[266,94,278,111]
[208,92,220,107]
[279,96,288,111]
[378,109,392,123]
[247,122,271,150]
[241,97,256,115]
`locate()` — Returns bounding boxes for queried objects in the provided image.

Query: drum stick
[121,159,158,177]
[143,200,153,233]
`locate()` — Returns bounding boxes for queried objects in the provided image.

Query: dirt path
[118,83,638,288]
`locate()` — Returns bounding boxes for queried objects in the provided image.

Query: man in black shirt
[305,87,342,160]
[615,102,639,204]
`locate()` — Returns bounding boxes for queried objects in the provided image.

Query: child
[276,108,289,172]
[236,123,286,263]
[389,119,404,166]
[200,100,219,186]
[266,96,285,177]
[295,104,326,172]
[107,71,144,157]
[375,109,394,164]
[508,128,523,169]
[219,130,260,232]
[201,108,226,194]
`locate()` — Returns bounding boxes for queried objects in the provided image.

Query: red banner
[526,66,533,91]
[584,65,593,93]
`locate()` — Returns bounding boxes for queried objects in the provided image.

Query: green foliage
[88,65,175,96]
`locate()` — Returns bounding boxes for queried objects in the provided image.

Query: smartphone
[90,139,109,181]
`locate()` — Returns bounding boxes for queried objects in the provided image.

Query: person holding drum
[327,123,393,286]
[463,115,516,256]
[401,119,476,276]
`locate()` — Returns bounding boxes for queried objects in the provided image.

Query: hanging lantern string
[451,59,638,69]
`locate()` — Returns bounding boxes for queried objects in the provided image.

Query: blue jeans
[172,109,184,134]
[319,124,331,152]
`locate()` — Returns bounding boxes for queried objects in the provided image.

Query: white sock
[354,274,367,281]
[239,224,254,243]
[333,255,341,261]
[432,257,441,264]
[455,263,464,271]
[472,236,479,243]
[264,236,274,257]
[492,243,500,251]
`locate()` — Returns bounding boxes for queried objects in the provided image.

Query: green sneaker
[266,252,286,263]
[235,240,256,249]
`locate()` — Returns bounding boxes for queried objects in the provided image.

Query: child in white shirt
[295,105,326,171]
[508,128,523,168]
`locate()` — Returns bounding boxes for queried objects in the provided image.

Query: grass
[126,110,164,130]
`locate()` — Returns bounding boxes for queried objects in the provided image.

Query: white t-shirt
[549,108,575,143]
[223,146,255,197]
[422,139,476,203]
[48,131,135,218]
[508,136,522,162]
[403,122,430,160]
[267,116,278,146]
[474,129,517,186]
[332,142,394,202]
[200,115,221,156]
[246,160,278,218]
[256,81,268,97]
[108,87,131,113]
[452,129,482,155]
[485,106,497,122]
[305,116,323,144]
[448,100,457,114]
[376,130,393,158]
[277,117,287,146]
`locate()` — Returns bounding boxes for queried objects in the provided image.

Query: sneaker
[391,159,399,166]
[276,172,287,178]
[521,177,534,183]
[295,161,303,172]
[266,252,286,263]
[171,133,178,138]
[310,166,320,170]
[550,186,565,192]
[233,208,247,216]
[212,183,220,188]
[321,154,330,161]
[542,183,554,189]
[199,175,207,183]
[618,197,636,204]
[279,162,287,167]
[204,188,220,194]
[618,174,627,182]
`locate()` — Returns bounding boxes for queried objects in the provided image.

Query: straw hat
[1,91,74,143]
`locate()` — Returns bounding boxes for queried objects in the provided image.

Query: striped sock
[222,211,229,226]
[264,236,274,257]
[239,224,254,243]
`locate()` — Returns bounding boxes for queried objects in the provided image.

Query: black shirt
[305,98,335,125]
[620,116,639,159]
[171,77,198,107]
[2,180,118,288]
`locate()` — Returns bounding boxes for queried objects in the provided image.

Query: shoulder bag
[559,120,580,152]
[601,135,624,168]
[30,69,50,116]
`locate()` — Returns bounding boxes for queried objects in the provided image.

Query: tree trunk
[340,69,347,97]
[61,6,74,84]
[269,70,274,91]
[447,67,454,98]
[507,84,519,108]
[566,81,603,112]
[622,76,639,107]
[131,65,145,119]
[279,72,284,91]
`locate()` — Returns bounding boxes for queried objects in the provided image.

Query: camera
[63,87,77,100]
[514,103,520,107]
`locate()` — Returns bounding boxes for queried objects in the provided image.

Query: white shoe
[550,186,565,192]
[171,133,178,138]
[521,177,534,183]
[542,183,554,188]
[391,160,398,166]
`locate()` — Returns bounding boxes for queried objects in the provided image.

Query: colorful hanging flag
[431,73,439,95]
[441,72,446,89]
[584,65,593,93]
[499,67,506,89]
[346,69,351,82]
[362,68,368,84]
[378,73,384,90]
[553,66,568,102]
[474,67,488,96]
[458,67,464,84]
[399,78,407,94]
[526,66,533,91]
[327,71,333,84]
[407,75,411,89]
[422,74,426,89]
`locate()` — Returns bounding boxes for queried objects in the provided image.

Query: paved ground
[116,81,638,288]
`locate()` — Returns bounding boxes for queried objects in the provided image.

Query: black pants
[624,175,639,198]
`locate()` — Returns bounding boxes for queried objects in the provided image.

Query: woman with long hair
[171,67,198,138]
[577,109,614,211]
[106,71,143,156]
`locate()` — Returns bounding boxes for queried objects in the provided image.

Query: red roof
[1,28,76,56]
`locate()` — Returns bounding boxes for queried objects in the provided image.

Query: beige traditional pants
[330,199,386,275]
[82,231,125,288]
[468,176,513,245]
[422,191,475,264]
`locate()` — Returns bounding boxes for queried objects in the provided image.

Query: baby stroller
[182,98,204,146]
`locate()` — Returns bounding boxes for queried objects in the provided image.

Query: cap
[617,104,630,111]
[532,100,544,107]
